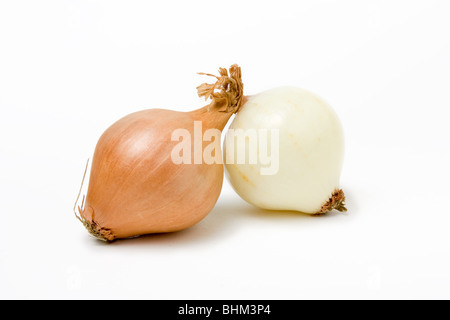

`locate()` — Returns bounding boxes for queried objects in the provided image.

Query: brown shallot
[74,65,244,241]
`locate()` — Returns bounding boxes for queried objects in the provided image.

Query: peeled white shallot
[223,86,346,214]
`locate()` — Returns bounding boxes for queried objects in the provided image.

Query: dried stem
[197,64,244,113]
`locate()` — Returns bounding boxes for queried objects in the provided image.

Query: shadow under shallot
[93,190,348,247]
[94,198,244,247]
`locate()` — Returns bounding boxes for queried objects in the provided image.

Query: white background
[1,0,449,299]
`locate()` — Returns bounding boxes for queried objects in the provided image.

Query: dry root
[197,64,244,113]
[75,205,113,242]
[73,159,112,242]
[317,189,347,214]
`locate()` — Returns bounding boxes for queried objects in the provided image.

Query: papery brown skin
[81,106,233,241]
